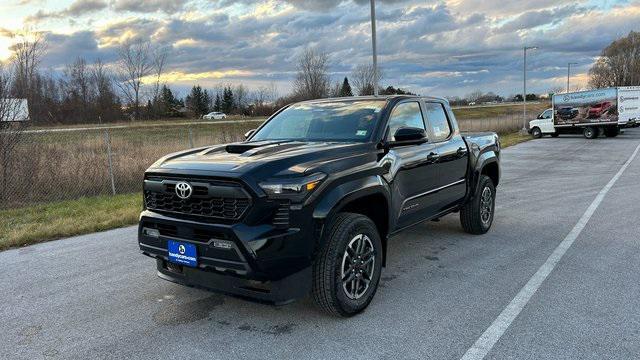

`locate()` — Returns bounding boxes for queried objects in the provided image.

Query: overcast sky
[0,0,637,98]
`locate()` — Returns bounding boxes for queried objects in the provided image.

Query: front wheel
[460,175,496,234]
[312,213,383,317]
[531,127,542,138]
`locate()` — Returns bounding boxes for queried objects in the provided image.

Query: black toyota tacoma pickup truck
[138,95,500,316]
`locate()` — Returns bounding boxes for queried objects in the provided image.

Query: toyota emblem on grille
[175,181,193,199]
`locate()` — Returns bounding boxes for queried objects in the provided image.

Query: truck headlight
[259,173,326,201]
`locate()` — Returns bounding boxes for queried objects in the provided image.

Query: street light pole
[370,0,378,96]
[522,46,538,131]
[567,62,578,93]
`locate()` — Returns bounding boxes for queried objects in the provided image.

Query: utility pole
[522,46,538,131]
[370,0,379,96]
[567,62,578,92]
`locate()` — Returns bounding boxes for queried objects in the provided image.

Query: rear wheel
[550,132,559,138]
[460,175,496,235]
[312,213,383,317]
[531,127,542,138]
[583,126,599,139]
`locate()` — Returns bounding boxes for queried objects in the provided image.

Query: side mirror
[537,114,543,119]
[388,127,427,147]
[244,129,256,139]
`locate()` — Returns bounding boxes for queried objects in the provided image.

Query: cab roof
[296,95,449,105]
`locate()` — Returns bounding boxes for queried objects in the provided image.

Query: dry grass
[497,131,532,148]
[27,116,267,131]
[0,193,141,250]
[453,102,549,119]
[1,121,258,208]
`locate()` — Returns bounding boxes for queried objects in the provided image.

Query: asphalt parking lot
[3,128,640,360]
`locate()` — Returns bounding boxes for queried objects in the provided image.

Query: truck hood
[150,140,374,177]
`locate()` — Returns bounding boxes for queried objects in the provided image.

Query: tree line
[3,30,423,125]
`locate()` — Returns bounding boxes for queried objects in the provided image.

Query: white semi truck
[528,86,640,139]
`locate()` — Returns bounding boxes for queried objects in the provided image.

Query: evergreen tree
[339,77,353,97]
[159,85,180,117]
[186,85,208,117]
[202,89,211,114]
[222,86,234,114]
[214,93,221,112]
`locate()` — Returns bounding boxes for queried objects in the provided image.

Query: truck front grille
[144,176,251,221]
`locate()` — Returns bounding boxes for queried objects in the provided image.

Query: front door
[385,101,440,230]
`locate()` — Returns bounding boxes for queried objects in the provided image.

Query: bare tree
[115,39,154,120]
[233,84,249,114]
[293,48,330,100]
[251,82,278,116]
[0,65,26,205]
[63,57,91,114]
[351,63,383,96]
[589,31,640,88]
[151,46,168,117]
[466,90,484,102]
[92,59,122,123]
[11,29,46,115]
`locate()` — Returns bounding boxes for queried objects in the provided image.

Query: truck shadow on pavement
[150,215,474,333]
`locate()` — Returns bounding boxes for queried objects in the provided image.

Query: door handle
[427,152,439,162]
[456,147,467,157]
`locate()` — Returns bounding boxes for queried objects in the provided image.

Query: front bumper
[138,209,316,304]
[155,259,310,304]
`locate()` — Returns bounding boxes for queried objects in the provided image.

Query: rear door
[385,101,441,230]
[422,101,468,212]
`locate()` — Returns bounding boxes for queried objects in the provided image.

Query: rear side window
[386,102,425,141]
[424,102,451,141]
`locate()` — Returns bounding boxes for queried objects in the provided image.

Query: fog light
[212,239,233,250]
[143,227,160,238]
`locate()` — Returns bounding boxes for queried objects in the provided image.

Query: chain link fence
[0,120,261,209]
[0,114,525,210]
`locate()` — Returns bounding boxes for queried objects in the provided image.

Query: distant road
[16,102,543,135]
[452,101,541,110]
[19,118,267,134]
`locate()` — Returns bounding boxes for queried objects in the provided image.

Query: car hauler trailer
[528,87,640,139]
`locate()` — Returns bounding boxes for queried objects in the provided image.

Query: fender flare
[470,151,500,197]
[312,175,391,264]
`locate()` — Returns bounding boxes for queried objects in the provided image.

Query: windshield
[251,100,385,142]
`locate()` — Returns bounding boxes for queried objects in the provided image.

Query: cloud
[497,4,586,33]
[25,0,185,23]
[41,30,118,68]
[0,28,15,37]
[110,0,187,14]
[26,0,108,22]
[13,0,640,97]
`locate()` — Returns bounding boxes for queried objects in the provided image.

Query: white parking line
[461,142,640,360]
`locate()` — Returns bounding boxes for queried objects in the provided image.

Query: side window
[386,102,425,141]
[542,110,552,119]
[424,102,451,141]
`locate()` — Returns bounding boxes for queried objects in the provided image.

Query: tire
[583,126,599,139]
[460,175,496,235]
[531,127,542,138]
[312,213,383,317]
[550,132,559,138]
[604,127,620,137]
